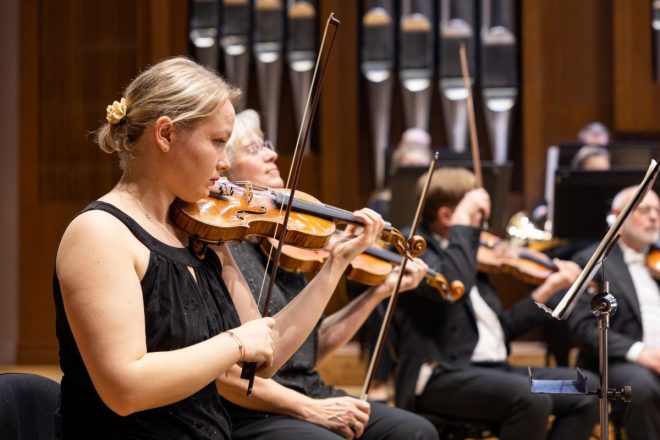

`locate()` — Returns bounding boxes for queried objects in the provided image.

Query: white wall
[0,0,20,363]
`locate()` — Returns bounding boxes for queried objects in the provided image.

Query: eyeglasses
[243,139,275,155]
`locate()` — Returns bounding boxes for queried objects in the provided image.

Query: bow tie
[623,247,646,266]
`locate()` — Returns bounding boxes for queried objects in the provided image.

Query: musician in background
[577,121,610,146]
[569,186,660,440]
[570,144,611,170]
[393,167,600,440]
[216,109,438,440]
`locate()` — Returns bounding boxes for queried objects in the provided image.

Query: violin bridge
[244,181,254,204]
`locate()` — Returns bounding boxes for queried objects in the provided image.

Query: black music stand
[533,160,660,440]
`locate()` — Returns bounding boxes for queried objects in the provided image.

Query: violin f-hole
[234,206,268,220]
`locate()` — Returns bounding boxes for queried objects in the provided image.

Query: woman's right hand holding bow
[228,317,276,368]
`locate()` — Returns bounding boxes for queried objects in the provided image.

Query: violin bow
[360,152,439,400]
[459,42,483,188]
[241,13,341,396]
[459,42,489,230]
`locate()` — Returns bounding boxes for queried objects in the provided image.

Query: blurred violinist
[393,167,600,440]
[216,109,438,440]
[569,187,660,440]
[53,57,386,439]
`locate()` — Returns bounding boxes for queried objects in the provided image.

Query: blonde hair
[417,167,476,226]
[96,57,240,167]
[226,109,264,160]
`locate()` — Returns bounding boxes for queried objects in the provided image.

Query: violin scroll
[425,272,466,303]
[408,235,427,258]
[449,280,466,302]
[383,228,426,258]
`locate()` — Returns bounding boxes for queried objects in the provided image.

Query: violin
[170,180,426,258]
[477,231,558,285]
[259,237,465,302]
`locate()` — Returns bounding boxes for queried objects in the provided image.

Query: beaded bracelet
[225,330,245,362]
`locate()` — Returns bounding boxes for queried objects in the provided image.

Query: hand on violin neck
[373,257,428,300]
[530,259,581,304]
[449,188,491,228]
[328,208,385,267]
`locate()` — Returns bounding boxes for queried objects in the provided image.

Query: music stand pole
[591,280,617,440]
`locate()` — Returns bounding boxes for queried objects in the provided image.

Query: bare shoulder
[56,209,146,291]
[58,209,135,258]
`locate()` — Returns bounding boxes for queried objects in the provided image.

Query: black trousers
[608,362,660,440]
[417,364,599,440]
[231,401,438,440]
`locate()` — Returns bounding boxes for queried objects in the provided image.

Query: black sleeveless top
[54,201,241,439]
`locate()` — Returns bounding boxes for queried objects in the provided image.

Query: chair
[419,412,499,440]
[0,373,60,440]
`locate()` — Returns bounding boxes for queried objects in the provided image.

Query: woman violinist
[215,109,438,440]
[53,57,386,439]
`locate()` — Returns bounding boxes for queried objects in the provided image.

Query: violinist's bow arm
[537,159,660,320]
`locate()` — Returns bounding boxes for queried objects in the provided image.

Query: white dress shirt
[469,285,508,362]
[620,243,660,361]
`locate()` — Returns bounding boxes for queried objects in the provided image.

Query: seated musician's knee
[513,393,553,423]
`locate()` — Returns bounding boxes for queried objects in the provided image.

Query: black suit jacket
[394,224,550,410]
[569,244,647,371]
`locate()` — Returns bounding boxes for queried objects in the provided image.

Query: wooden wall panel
[38,0,137,202]
[613,0,660,132]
